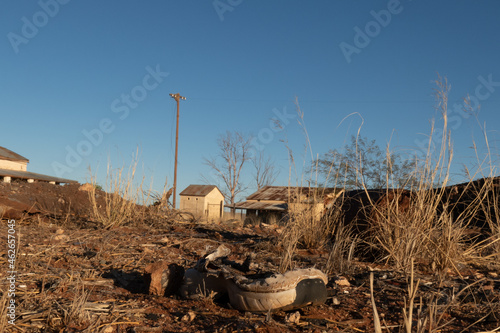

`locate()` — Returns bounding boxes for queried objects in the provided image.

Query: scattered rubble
[0,181,498,332]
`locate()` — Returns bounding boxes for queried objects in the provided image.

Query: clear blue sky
[2,1,500,204]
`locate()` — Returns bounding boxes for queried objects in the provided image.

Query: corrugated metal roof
[179,184,222,197]
[227,201,287,211]
[0,169,76,184]
[0,147,29,162]
[246,186,341,201]
[228,186,342,211]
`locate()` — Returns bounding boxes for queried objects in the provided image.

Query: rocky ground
[0,181,499,332]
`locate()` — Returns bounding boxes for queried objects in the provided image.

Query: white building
[179,185,224,221]
[0,146,75,184]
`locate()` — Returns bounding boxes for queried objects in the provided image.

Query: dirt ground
[0,181,499,332]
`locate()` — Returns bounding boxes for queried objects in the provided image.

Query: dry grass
[88,155,143,229]
[0,292,11,332]
[363,76,494,282]
[480,177,500,264]
[277,78,500,331]
[56,282,92,328]
[325,220,358,275]
[278,99,350,272]
[360,77,500,330]
[325,194,358,275]
[278,187,345,272]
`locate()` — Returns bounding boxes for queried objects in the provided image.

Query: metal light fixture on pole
[169,93,186,209]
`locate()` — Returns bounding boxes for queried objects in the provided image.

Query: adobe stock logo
[248,106,296,159]
[7,0,71,54]
[51,65,169,177]
[339,0,406,64]
[212,0,243,21]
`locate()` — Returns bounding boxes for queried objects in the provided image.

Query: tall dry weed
[473,177,500,266]
[326,218,358,275]
[365,76,479,278]
[88,154,143,229]
[365,76,500,281]
[278,100,349,272]
[57,283,92,328]
[0,292,11,332]
[278,187,339,272]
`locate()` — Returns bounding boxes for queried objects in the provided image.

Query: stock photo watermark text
[6,219,17,325]
[213,0,243,21]
[249,106,296,158]
[7,0,71,54]
[339,0,406,64]
[51,64,169,177]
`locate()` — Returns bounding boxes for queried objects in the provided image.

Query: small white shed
[179,185,224,220]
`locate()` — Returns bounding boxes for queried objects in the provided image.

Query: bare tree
[252,151,280,190]
[203,131,252,212]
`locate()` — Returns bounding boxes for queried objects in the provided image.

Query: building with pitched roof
[0,146,29,171]
[179,184,224,220]
[231,185,344,224]
[0,146,76,184]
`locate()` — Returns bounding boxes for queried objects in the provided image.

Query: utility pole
[169,93,186,209]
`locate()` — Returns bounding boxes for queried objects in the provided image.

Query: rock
[334,276,350,287]
[285,311,300,324]
[78,183,94,192]
[102,325,114,333]
[145,261,170,296]
[145,261,184,296]
[54,234,69,241]
[332,297,341,305]
[54,228,68,241]
[0,199,39,219]
[483,284,494,291]
[181,311,196,322]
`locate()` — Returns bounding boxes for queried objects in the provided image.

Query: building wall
[0,160,27,171]
[180,195,204,217]
[204,189,224,220]
[288,202,325,221]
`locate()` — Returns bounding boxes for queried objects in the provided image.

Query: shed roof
[0,169,76,184]
[179,184,222,197]
[0,146,29,163]
[246,186,341,202]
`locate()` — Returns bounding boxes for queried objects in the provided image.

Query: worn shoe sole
[227,268,328,312]
[179,267,327,312]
